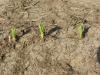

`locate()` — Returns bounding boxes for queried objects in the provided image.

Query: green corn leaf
[78,23,84,38]
[39,21,45,39]
[11,27,17,41]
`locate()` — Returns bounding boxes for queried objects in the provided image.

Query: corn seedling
[78,23,84,38]
[39,21,45,40]
[10,27,17,42]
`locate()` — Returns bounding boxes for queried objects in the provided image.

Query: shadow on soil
[46,25,62,39]
[82,20,90,38]
[17,26,32,41]
[83,26,90,38]
[0,54,6,62]
[47,25,62,35]
[97,47,100,63]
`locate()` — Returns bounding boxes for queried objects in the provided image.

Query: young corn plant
[10,27,17,42]
[39,21,46,40]
[78,23,84,38]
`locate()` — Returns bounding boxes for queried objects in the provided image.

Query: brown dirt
[0,0,100,75]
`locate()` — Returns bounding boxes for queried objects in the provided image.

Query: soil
[0,0,100,75]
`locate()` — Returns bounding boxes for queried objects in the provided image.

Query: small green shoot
[78,23,84,38]
[39,21,46,40]
[10,27,17,42]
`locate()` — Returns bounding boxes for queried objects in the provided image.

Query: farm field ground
[0,0,100,75]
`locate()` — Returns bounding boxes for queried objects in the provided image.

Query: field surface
[0,0,100,75]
